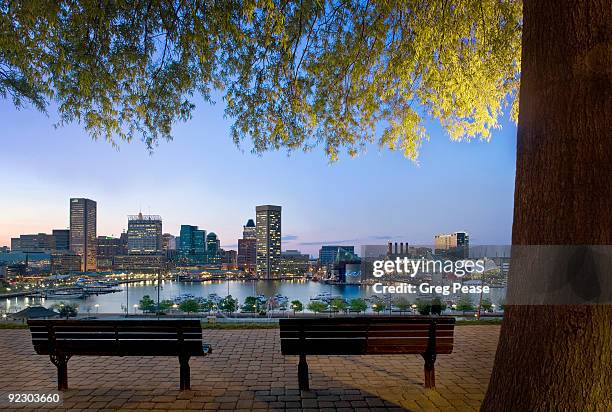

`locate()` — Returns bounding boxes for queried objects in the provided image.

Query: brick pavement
[0,325,499,411]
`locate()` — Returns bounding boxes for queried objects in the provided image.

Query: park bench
[27,319,211,390]
[280,316,455,390]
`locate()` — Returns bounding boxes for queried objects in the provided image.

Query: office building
[52,229,70,250]
[70,198,97,271]
[256,205,282,279]
[206,232,221,264]
[96,236,124,270]
[113,254,166,273]
[10,238,20,251]
[319,245,355,266]
[434,231,469,258]
[11,233,56,252]
[279,250,310,275]
[178,225,207,264]
[222,249,238,268]
[237,219,256,272]
[127,213,162,254]
[243,219,256,240]
[162,233,176,251]
[51,253,82,274]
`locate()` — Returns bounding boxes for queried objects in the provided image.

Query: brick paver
[0,325,499,411]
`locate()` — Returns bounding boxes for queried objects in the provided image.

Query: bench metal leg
[179,355,191,390]
[422,352,437,388]
[49,353,71,391]
[298,354,309,391]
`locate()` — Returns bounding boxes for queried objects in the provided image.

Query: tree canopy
[0,0,521,160]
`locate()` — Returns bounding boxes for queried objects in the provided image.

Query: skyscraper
[178,225,206,264]
[243,219,256,240]
[70,198,97,271]
[256,205,281,279]
[127,213,162,254]
[206,232,221,264]
[238,219,257,272]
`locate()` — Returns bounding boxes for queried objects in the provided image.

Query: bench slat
[279,316,455,356]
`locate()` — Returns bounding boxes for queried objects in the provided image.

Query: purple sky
[0,96,517,256]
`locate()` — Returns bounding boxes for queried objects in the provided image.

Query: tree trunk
[482,0,612,411]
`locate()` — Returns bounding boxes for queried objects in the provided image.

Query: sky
[0,95,517,257]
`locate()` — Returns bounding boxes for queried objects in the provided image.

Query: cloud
[222,243,239,249]
[282,234,299,241]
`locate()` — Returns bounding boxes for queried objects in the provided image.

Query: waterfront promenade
[0,325,499,411]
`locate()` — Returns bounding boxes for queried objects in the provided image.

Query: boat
[207,293,222,303]
[310,292,331,301]
[44,288,85,299]
[309,292,343,302]
[76,280,122,295]
[173,293,198,303]
[273,294,289,304]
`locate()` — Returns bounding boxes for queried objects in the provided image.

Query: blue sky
[0,96,516,256]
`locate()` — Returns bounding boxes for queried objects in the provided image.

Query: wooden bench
[279,316,455,390]
[27,319,211,390]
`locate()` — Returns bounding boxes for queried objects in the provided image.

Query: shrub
[52,302,78,318]
[330,298,347,313]
[307,301,328,314]
[139,295,156,312]
[219,296,238,314]
[179,299,200,314]
[371,301,386,314]
[456,296,474,313]
[431,297,446,315]
[242,296,259,312]
[393,296,412,313]
[291,300,303,314]
[417,300,431,315]
[349,298,368,313]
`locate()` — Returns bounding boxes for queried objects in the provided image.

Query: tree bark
[481,0,612,410]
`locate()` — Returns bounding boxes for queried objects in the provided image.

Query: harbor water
[2,279,507,314]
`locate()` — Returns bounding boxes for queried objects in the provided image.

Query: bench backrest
[279,317,455,355]
[27,319,204,356]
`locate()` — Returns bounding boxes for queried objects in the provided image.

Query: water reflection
[1,279,506,314]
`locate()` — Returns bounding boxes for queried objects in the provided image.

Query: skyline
[0,95,517,255]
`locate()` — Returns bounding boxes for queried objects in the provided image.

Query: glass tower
[178,225,206,264]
